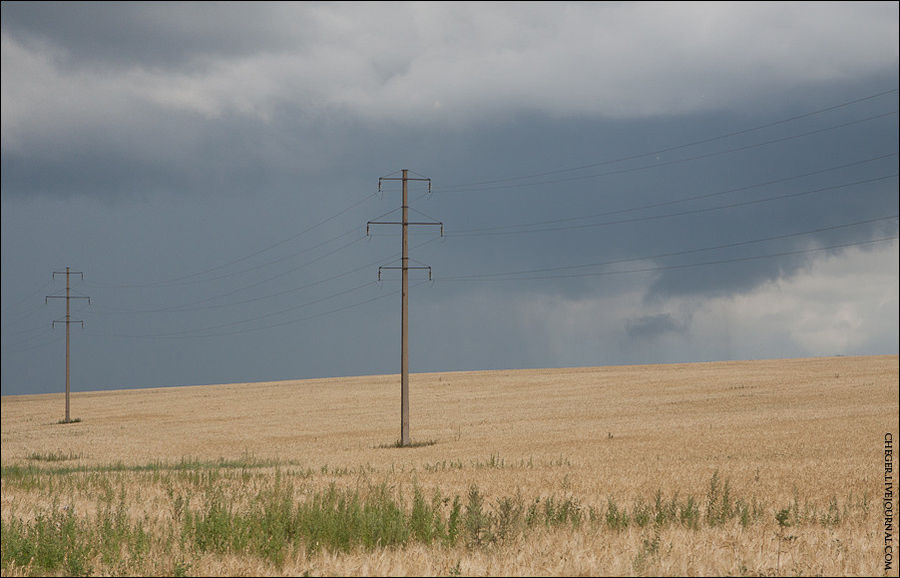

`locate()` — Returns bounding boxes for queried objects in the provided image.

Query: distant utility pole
[367,170,442,446]
[46,267,90,423]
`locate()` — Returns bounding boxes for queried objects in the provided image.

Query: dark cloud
[1,2,304,70]
[626,313,687,342]
[2,3,897,396]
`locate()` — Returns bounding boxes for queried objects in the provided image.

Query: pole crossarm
[51,318,85,328]
[378,265,432,281]
[45,296,91,303]
[45,295,91,306]
[367,221,443,236]
[378,174,433,196]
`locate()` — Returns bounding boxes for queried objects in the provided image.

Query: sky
[2,1,898,397]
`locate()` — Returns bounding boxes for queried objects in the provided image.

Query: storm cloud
[2,2,897,396]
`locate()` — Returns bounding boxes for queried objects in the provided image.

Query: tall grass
[1,491,149,577]
[0,468,874,576]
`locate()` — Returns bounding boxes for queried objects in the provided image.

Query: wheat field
[1,355,898,576]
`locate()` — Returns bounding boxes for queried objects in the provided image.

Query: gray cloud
[0,2,305,70]
[626,313,687,342]
[3,2,897,150]
[1,2,897,396]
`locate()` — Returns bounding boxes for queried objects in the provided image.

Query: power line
[8,89,895,394]
[90,236,440,316]
[99,280,377,339]
[442,236,898,284]
[436,87,899,192]
[193,227,363,284]
[87,280,431,341]
[2,324,52,341]
[448,152,898,236]
[88,191,379,289]
[439,215,899,282]
[1,329,63,354]
[111,217,887,345]
[447,173,898,238]
[1,280,52,316]
[92,234,369,314]
[1,297,52,326]
[98,235,460,336]
[437,110,898,195]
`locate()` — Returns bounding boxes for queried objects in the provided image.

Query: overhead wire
[438,216,899,282]
[90,236,438,315]
[168,280,431,340]
[87,191,379,289]
[434,110,898,195]
[90,233,369,314]
[481,236,900,283]
[0,323,65,354]
[446,173,898,238]
[87,236,443,337]
[94,280,378,339]
[195,226,363,284]
[447,152,898,236]
[0,280,52,316]
[89,279,433,341]
[436,87,899,192]
[9,87,897,349]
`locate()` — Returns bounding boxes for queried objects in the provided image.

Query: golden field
[1,354,898,576]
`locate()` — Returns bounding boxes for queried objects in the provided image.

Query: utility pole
[367,170,442,446]
[46,267,90,423]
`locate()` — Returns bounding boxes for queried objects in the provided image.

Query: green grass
[26,451,82,462]
[377,439,438,449]
[55,417,82,424]
[1,490,148,577]
[2,454,295,483]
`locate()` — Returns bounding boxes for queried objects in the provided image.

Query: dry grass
[1,355,897,576]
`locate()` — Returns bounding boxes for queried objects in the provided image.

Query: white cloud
[312,2,899,121]
[707,239,899,356]
[475,239,899,366]
[0,34,181,153]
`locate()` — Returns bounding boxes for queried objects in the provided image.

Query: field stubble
[1,355,897,576]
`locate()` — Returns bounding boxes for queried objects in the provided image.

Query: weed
[0,463,870,575]
[680,496,700,530]
[27,451,81,462]
[0,503,93,576]
[820,495,842,526]
[446,495,462,546]
[633,499,652,528]
[173,557,192,577]
[410,485,436,543]
[774,507,796,575]
[464,484,493,546]
[542,495,582,528]
[606,497,630,530]
[705,469,734,526]
[378,439,438,449]
[494,492,524,539]
[632,530,662,574]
